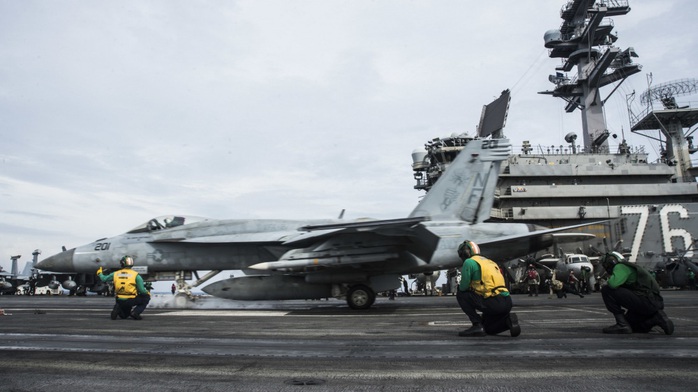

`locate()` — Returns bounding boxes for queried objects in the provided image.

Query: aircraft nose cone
[36,248,75,272]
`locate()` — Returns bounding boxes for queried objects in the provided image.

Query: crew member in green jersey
[601,252,674,335]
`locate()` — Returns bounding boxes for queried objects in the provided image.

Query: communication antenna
[625,90,636,131]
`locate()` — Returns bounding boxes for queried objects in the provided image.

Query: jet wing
[279,228,346,246]
[550,232,597,242]
[149,217,429,245]
[150,216,439,270]
[249,217,440,271]
[476,221,604,258]
[288,216,430,246]
[298,216,428,231]
[292,216,438,262]
[160,230,313,244]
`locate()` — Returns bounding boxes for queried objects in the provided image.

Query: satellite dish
[564,132,578,143]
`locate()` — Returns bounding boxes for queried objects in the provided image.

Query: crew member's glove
[96,267,103,276]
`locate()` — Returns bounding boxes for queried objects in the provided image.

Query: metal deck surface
[2,291,697,391]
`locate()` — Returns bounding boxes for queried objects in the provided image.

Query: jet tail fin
[21,262,33,276]
[408,138,510,223]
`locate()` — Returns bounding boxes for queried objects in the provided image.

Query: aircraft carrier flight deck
[1,291,698,391]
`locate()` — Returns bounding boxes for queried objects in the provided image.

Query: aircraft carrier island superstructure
[411,0,698,284]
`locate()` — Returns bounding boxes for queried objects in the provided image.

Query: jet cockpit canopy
[127,215,209,234]
[565,254,590,265]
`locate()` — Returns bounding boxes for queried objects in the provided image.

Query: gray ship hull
[491,202,698,265]
[491,150,698,267]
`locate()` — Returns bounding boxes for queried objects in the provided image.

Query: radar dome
[411,149,427,164]
[544,29,562,48]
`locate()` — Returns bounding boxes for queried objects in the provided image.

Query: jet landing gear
[173,292,190,308]
[173,270,222,308]
[346,284,376,310]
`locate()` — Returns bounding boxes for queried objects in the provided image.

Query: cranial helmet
[602,251,625,273]
[120,255,134,268]
[457,240,480,260]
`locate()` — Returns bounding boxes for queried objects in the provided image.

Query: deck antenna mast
[540,0,640,153]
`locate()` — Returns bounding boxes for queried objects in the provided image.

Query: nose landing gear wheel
[346,284,376,310]
[174,293,190,308]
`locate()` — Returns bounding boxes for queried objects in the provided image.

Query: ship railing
[490,208,514,220]
[560,0,582,19]
[628,105,648,129]
[560,1,629,19]
[549,71,579,88]
[554,18,615,50]
[629,99,698,129]
[597,1,630,10]
[599,17,615,31]
[510,144,648,158]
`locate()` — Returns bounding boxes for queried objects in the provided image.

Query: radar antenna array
[640,78,698,106]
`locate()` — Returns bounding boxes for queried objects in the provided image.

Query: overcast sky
[1,0,697,273]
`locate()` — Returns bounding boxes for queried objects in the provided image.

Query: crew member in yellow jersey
[97,255,150,320]
[455,240,520,337]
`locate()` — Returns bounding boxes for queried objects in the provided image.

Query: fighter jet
[0,255,42,295]
[0,263,18,294]
[38,138,600,308]
[1,251,109,295]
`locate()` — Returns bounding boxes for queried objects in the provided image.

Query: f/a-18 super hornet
[38,137,597,309]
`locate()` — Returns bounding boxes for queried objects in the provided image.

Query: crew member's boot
[458,323,486,337]
[110,304,120,320]
[652,310,674,335]
[130,310,143,320]
[506,313,521,337]
[603,313,632,334]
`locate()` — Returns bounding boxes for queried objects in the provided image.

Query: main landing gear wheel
[346,284,376,310]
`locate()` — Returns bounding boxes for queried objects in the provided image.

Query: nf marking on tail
[410,138,511,222]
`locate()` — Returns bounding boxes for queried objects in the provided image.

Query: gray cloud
[1,0,696,271]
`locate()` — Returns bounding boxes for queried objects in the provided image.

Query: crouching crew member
[456,240,520,337]
[98,255,150,320]
[601,252,673,335]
